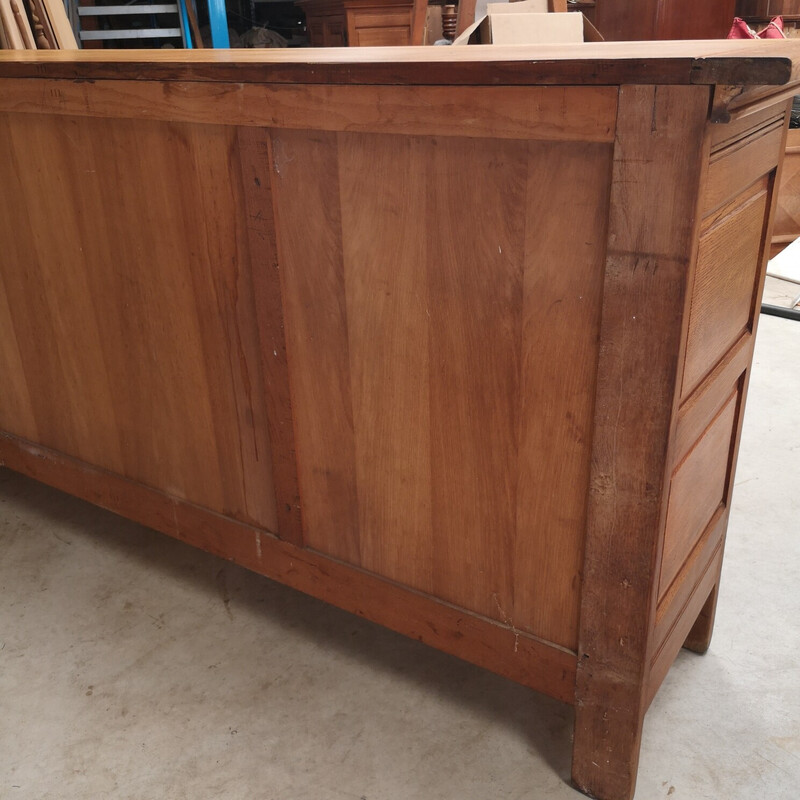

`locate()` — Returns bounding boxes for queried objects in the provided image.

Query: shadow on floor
[0,466,575,783]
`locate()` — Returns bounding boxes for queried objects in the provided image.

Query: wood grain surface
[0,80,617,143]
[0,41,797,87]
[682,180,770,396]
[572,84,711,800]
[0,113,279,532]
[0,54,793,800]
[273,127,612,637]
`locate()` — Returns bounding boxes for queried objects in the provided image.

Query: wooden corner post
[572,84,711,800]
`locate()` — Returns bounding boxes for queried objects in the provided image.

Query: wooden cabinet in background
[297,0,425,45]
[595,0,736,39]
[736,0,800,15]
[771,128,800,257]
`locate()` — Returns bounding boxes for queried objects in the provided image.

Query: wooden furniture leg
[682,582,720,654]
[572,84,710,800]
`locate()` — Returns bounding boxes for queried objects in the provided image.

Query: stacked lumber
[0,0,76,48]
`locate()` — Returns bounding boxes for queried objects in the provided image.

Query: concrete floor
[1,313,798,800]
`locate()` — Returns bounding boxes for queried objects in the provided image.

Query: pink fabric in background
[727,16,786,39]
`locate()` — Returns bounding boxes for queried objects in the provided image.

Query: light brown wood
[0,0,25,49]
[648,99,792,714]
[0,79,617,143]
[513,139,611,649]
[682,180,770,396]
[647,540,725,704]
[10,0,35,49]
[0,112,278,531]
[272,128,610,633]
[659,392,738,598]
[0,50,795,800]
[298,0,424,46]
[422,134,523,622]
[703,124,783,215]
[236,126,303,546]
[337,131,432,589]
[271,128,361,564]
[38,0,76,47]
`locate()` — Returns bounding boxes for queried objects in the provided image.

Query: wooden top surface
[2,40,800,87]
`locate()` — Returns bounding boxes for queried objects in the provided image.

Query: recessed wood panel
[275,128,610,639]
[513,139,612,649]
[659,391,738,598]
[702,124,781,214]
[682,180,768,397]
[352,26,410,45]
[0,112,278,532]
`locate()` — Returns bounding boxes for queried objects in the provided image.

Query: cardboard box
[452,0,603,45]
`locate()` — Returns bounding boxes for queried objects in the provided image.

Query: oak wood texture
[0,113,279,532]
[647,98,789,714]
[0,50,794,800]
[658,392,738,598]
[271,125,611,642]
[0,80,617,142]
[682,179,770,396]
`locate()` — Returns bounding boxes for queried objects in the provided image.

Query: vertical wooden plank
[427,136,527,622]
[0,265,39,443]
[0,112,280,532]
[236,125,303,545]
[0,114,43,445]
[0,113,126,475]
[572,85,710,800]
[271,128,361,564]
[80,116,228,513]
[182,123,280,529]
[338,132,433,590]
[512,140,612,650]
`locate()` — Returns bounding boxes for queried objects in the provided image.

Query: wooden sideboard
[297,0,424,45]
[0,42,798,800]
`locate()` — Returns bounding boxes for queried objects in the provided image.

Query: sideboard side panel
[646,98,791,703]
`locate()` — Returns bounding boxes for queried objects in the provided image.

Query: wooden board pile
[0,0,76,48]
